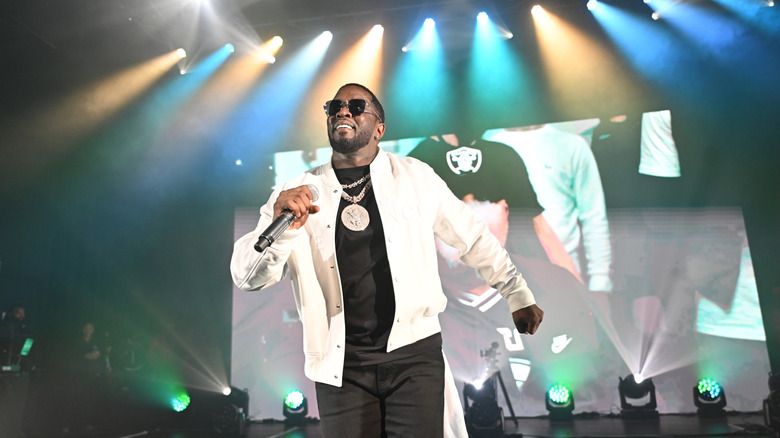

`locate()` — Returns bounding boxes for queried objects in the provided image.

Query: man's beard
[329,127,373,154]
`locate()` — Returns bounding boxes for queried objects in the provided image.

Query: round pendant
[341,204,370,232]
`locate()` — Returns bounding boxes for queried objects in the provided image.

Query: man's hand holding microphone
[255,185,321,252]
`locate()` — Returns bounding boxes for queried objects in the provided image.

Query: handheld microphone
[254,184,319,253]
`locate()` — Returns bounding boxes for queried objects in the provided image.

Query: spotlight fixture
[211,403,244,434]
[282,390,308,427]
[212,386,249,435]
[618,374,659,419]
[463,379,504,438]
[587,0,598,10]
[463,343,518,437]
[694,378,727,417]
[545,384,574,420]
[319,31,334,44]
[172,393,192,412]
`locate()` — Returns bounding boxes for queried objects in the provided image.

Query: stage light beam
[403,17,439,52]
[0,47,184,189]
[390,10,451,131]
[214,26,335,165]
[254,36,283,63]
[469,7,535,126]
[532,4,646,117]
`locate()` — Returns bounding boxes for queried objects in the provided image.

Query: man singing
[231,83,543,437]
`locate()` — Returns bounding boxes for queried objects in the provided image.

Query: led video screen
[231,111,769,419]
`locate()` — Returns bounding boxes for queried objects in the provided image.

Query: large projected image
[231,112,770,420]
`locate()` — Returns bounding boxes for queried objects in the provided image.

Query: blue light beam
[389,18,452,133]
[215,31,334,167]
[468,12,539,127]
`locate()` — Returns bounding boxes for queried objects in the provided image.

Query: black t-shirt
[334,165,442,366]
[408,137,548,259]
[334,166,395,355]
[407,137,542,213]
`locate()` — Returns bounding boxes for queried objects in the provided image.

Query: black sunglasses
[324,99,382,121]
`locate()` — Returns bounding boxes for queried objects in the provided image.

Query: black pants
[315,347,445,438]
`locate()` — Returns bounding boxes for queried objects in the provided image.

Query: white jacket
[231,149,535,436]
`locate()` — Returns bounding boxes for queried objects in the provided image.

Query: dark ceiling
[1,0,604,101]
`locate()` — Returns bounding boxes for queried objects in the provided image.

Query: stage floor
[53,412,772,438]
[243,413,773,438]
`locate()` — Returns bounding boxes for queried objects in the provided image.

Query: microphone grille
[305,184,320,202]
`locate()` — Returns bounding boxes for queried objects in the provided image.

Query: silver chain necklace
[340,174,371,231]
[341,173,370,190]
[341,180,372,203]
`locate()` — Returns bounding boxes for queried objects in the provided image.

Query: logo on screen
[446,146,482,175]
[497,327,526,352]
[551,334,573,354]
